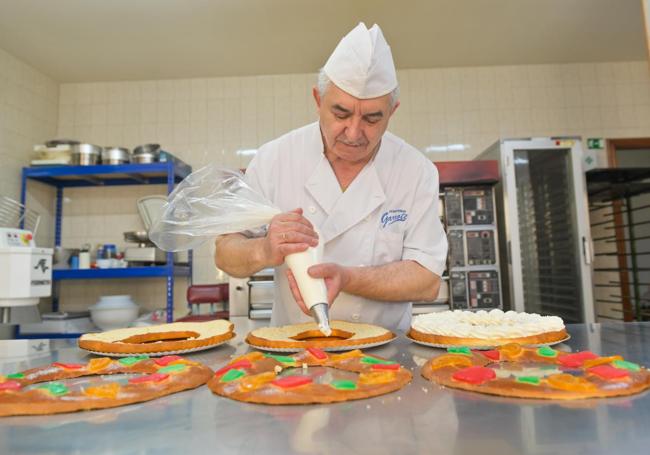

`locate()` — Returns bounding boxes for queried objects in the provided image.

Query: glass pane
[514,148,583,322]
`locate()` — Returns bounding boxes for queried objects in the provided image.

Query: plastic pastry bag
[148,164,280,251]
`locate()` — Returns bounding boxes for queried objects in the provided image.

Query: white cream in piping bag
[285,229,332,336]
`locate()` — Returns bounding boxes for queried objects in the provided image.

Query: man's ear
[312,87,322,108]
[389,100,400,116]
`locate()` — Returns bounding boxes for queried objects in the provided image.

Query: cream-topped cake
[408,309,567,347]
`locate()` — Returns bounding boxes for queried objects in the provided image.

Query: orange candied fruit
[546,373,597,393]
[232,351,265,363]
[84,382,121,399]
[330,350,363,362]
[498,343,524,360]
[428,354,473,371]
[358,370,395,385]
[238,371,277,392]
[582,355,623,369]
[87,357,113,372]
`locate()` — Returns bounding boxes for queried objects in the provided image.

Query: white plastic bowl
[95,295,137,308]
[90,296,139,330]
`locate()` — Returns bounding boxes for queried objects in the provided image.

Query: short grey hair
[317,68,400,109]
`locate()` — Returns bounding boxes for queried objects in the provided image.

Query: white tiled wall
[0,47,58,247]
[49,60,650,315]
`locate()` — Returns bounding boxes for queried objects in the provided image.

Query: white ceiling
[0,0,646,83]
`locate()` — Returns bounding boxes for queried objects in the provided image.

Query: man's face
[313,83,399,164]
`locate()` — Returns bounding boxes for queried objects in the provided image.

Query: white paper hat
[323,22,397,99]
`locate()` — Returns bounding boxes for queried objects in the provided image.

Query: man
[215,23,447,331]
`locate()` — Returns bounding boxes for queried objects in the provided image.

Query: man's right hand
[262,208,319,266]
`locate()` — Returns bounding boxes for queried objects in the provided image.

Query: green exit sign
[587,138,604,149]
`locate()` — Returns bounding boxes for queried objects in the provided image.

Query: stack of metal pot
[132,144,160,163]
[101,147,132,165]
[71,144,102,165]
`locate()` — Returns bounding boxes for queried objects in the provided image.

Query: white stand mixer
[0,197,53,328]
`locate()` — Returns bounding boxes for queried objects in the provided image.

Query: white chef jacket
[244,122,447,331]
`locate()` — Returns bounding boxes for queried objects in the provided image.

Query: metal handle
[582,236,593,265]
[507,240,512,265]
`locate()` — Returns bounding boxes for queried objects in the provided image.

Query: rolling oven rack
[587,167,650,321]
[19,159,193,337]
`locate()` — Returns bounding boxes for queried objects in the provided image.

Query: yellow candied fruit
[582,355,623,369]
[232,352,265,363]
[499,343,524,360]
[84,382,121,399]
[330,350,363,362]
[358,370,396,385]
[546,373,597,393]
[238,371,277,392]
[428,354,473,371]
[87,357,112,372]
[0,375,5,383]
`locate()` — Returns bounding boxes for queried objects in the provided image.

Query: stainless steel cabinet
[477,138,595,323]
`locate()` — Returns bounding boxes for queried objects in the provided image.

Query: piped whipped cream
[411,309,565,340]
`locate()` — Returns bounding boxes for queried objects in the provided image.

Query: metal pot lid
[103,146,130,153]
[45,139,80,147]
[133,143,161,155]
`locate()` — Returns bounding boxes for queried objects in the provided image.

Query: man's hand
[286,263,350,315]
[262,208,319,266]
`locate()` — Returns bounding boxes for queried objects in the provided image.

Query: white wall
[0,47,58,246]
[52,60,650,315]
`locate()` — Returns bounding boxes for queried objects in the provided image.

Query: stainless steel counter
[1,319,650,455]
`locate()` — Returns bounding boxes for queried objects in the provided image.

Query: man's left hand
[285,263,350,315]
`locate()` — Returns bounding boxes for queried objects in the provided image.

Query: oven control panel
[442,185,502,311]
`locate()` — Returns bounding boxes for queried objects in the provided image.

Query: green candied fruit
[119,355,150,366]
[612,360,641,372]
[263,354,296,364]
[330,380,357,390]
[220,369,246,382]
[7,373,24,380]
[447,347,472,356]
[39,382,69,396]
[516,376,541,386]
[537,346,558,358]
[360,356,396,365]
[157,364,187,374]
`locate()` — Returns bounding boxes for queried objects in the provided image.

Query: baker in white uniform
[215,23,447,331]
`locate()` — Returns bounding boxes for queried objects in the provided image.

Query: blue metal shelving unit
[19,159,193,337]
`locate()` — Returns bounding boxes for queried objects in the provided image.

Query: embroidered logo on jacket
[380,209,408,228]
